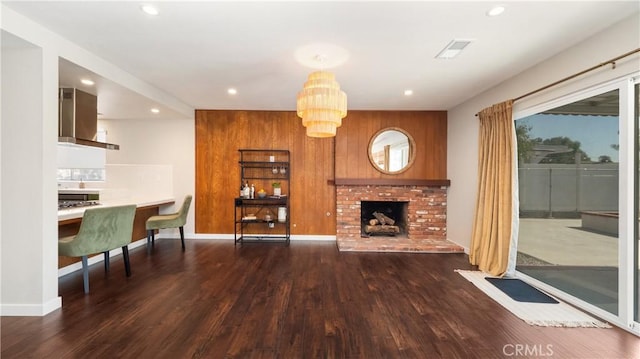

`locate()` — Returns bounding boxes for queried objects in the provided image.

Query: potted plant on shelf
[272,182,282,197]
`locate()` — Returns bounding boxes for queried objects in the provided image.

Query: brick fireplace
[335,179,463,252]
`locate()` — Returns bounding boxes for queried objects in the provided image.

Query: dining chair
[58,204,137,294]
[146,195,192,253]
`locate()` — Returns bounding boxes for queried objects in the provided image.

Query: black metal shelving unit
[234,149,290,245]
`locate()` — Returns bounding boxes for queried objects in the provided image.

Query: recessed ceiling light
[404,90,413,96]
[151,108,160,114]
[227,88,238,95]
[80,79,94,86]
[141,4,159,16]
[487,6,505,17]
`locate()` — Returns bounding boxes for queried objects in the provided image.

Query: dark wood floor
[2,240,638,358]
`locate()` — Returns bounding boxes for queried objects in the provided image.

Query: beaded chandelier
[296,70,347,138]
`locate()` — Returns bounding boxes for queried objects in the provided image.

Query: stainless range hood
[58,88,119,150]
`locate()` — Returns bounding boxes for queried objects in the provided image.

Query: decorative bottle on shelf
[250,184,255,199]
[243,181,250,198]
[240,183,245,198]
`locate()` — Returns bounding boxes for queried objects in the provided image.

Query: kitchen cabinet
[234,149,290,245]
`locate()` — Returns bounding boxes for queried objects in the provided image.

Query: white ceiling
[3,1,639,121]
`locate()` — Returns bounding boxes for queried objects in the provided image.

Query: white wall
[447,13,640,251]
[102,117,195,235]
[1,38,61,315]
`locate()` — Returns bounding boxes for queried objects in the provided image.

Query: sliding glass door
[516,88,620,314]
[515,75,638,332]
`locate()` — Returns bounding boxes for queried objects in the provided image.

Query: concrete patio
[517,218,620,267]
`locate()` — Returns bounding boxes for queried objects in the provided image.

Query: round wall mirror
[368,127,416,174]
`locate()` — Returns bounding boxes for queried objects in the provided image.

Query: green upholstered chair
[146,195,192,252]
[58,204,137,294]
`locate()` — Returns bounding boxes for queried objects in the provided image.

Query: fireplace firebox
[361,201,408,237]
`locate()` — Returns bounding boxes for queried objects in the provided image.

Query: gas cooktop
[58,200,100,210]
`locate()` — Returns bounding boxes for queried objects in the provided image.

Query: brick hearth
[336,184,464,253]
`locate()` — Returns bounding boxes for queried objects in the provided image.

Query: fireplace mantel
[333,178,450,187]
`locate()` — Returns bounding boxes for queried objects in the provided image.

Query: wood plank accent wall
[195,110,335,235]
[195,110,448,235]
[335,111,447,180]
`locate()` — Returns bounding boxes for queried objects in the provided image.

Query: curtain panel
[469,100,517,276]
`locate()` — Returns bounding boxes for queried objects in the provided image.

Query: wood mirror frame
[367,127,416,175]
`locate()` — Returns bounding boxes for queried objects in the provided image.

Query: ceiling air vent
[435,39,473,59]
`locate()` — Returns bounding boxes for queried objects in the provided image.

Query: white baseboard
[454,241,470,254]
[290,235,336,241]
[1,296,62,316]
[187,233,235,240]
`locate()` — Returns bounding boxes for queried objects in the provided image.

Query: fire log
[364,225,400,234]
[373,211,396,226]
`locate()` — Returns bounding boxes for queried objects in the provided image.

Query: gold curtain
[469,100,515,276]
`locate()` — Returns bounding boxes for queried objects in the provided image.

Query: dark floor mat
[485,277,559,303]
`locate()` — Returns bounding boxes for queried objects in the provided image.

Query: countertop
[58,197,175,221]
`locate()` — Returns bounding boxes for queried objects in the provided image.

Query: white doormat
[456,269,611,328]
